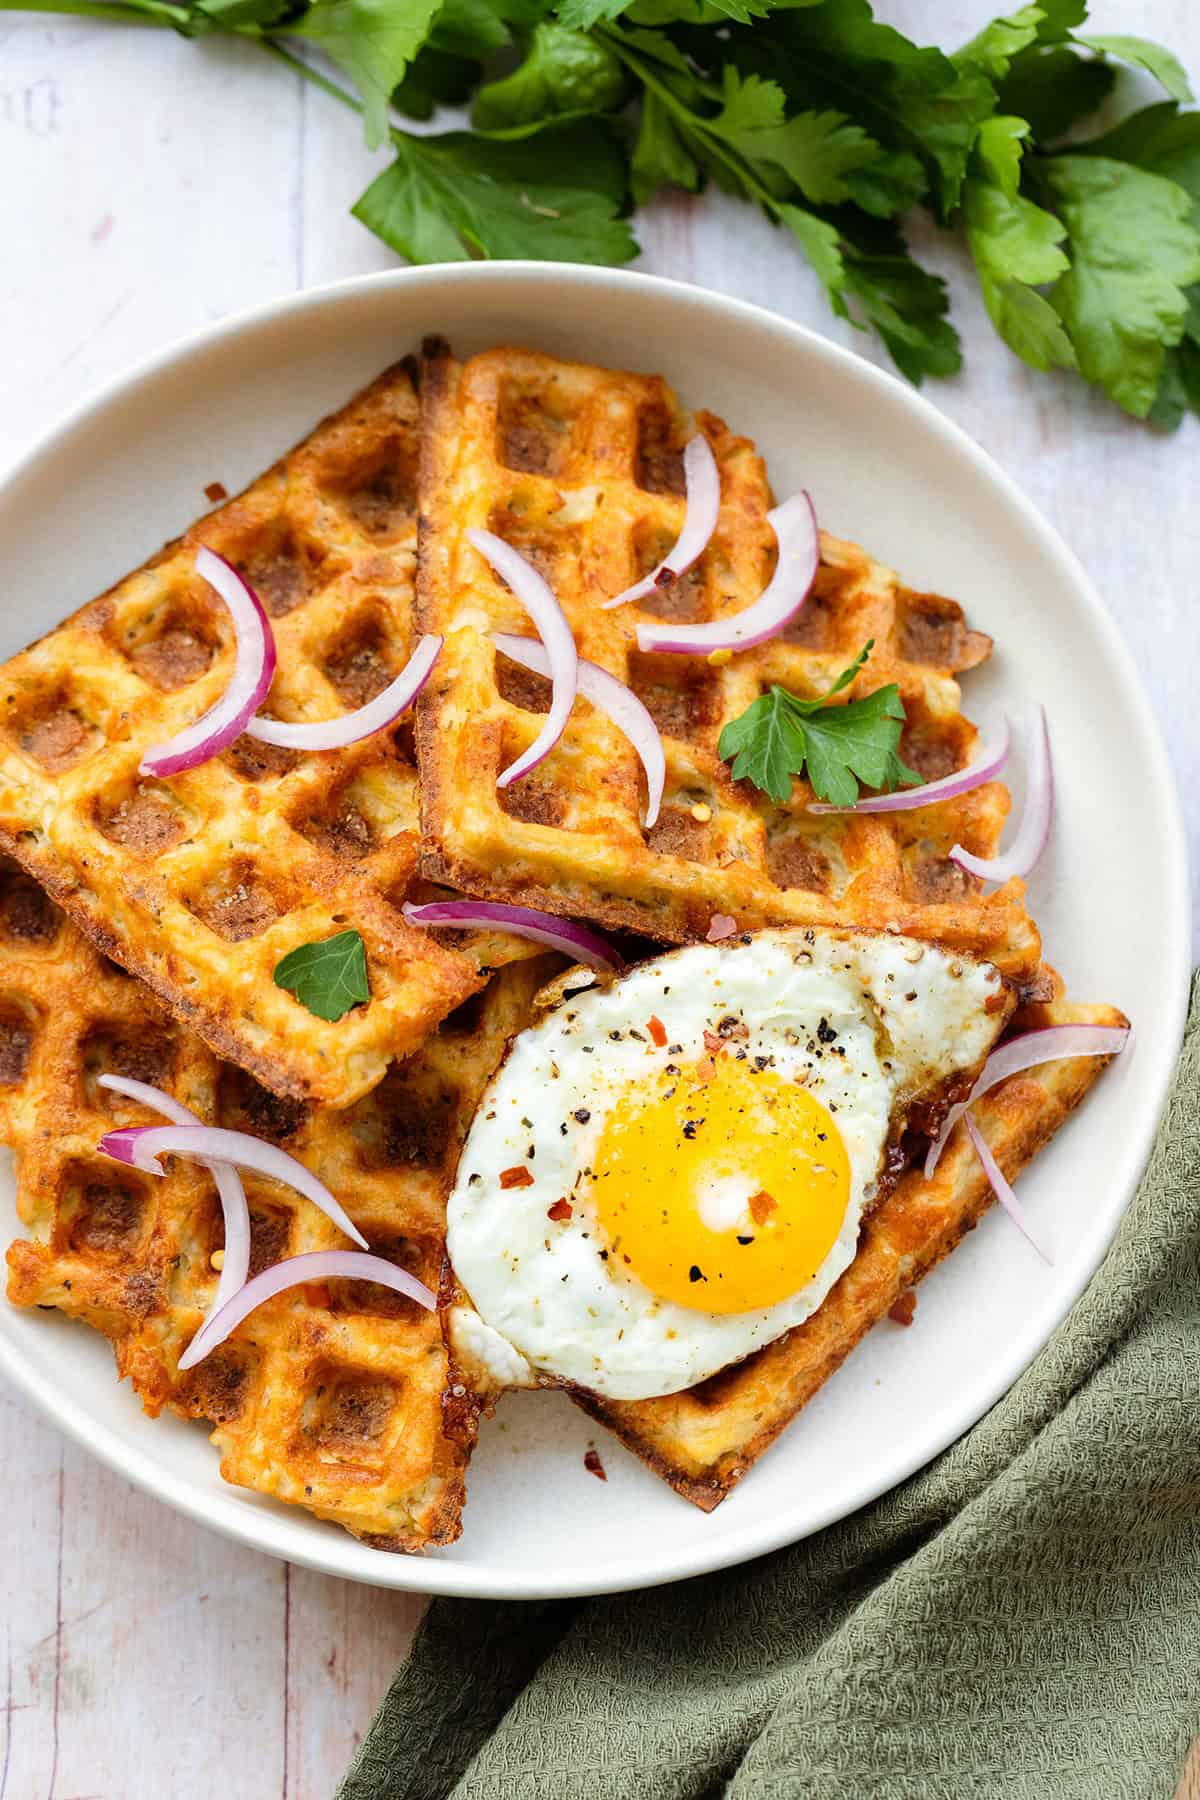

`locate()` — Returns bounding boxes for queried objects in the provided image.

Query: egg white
[447,929,1007,1401]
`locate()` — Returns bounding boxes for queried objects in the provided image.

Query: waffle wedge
[571,996,1127,1509]
[0,858,555,1549]
[0,360,535,1108]
[415,341,1041,991]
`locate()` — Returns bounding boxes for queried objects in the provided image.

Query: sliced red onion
[635,492,818,656]
[493,633,664,829]
[179,1250,436,1367]
[602,435,721,609]
[139,547,277,779]
[950,706,1052,883]
[402,899,622,972]
[706,913,738,941]
[808,721,1011,815]
[467,528,578,788]
[245,635,442,750]
[925,1022,1131,1178]
[97,1075,250,1354]
[964,1113,1052,1265]
[99,1122,368,1249]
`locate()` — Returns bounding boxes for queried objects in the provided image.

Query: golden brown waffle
[0,858,555,1549]
[0,360,536,1108]
[416,341,1041,990]
[572,996,1127,1508]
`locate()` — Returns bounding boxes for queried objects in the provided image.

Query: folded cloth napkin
[339,981,1200,1800]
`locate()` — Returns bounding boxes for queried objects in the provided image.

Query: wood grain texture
[0,1,1195,1794]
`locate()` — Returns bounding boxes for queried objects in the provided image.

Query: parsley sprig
[718,641,921,808]
[5,0,1200,424]
[274,928,371,1021]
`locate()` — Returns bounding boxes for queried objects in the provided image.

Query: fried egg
[447,929,1010,1402]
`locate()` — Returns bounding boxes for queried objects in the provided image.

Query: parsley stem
[262,36,363,117]
[0,0,183,19]
[599,23,785,220]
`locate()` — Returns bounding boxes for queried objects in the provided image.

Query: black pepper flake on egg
[520,1116,533,1128]
[681,1119,701,1139]
[628,1028,644,1041]
[609,1030,623,1041]
[737,1235,753,1246]
[689,1265,704,1282]
[906,990,918,1002]
[817,1132,827,1143]
[817,1018,838,1044]
[468,1173,482,1186]
[573,1107,591,1124]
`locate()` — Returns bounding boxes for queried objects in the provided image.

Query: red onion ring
[925,1022,1131,1178]
[98,1075,250,1363]
[245,635,442,750]
[99,1122,368,1249]
[808,721,1012,815]
[493,632,664,829]
[178,1250,436,1367]
[635,492,818,656]
[402,899,622,972]
[963,1113,1052,1265]
[602,435,721,609]
[951,707,1052,883]
[139,547,277,779]
[467,528,578,787]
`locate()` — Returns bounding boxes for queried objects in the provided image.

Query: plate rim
[0,260,1189,1600]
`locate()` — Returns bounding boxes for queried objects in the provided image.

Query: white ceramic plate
[0,266,1187,1600]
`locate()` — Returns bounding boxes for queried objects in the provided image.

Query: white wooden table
[1,3,1196,1793]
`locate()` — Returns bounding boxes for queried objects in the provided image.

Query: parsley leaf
[473,22,627,129]
[1074,34,1194,104]
[964,116,1076,374]
[995,44,1113,142]
[840,232,963,383]
[731,0,997,218]
[1042,154,1200,416]
[717,641,921,807]
[274,930,370,1022]
[295,0,443,149]
[707,68,925,217]
[353,120,637,264]
[954,4,1047,81]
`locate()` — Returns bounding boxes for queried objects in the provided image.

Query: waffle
[0,359,536,1108]
[571,996,1127,1509]
[0,858,556,1549]
[415,342,1042,990]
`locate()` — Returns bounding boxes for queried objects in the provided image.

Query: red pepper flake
[695,1056,717,1085]
[500,1165,535,1189]
[584,1447,607,1481]
[749,1189,777,1225]
[547,1197,572,1222]
[702,1029,726,1057]
[646,1015,668,1047]
[204,480,228,503]
[303,1282,332,1309]
[889,1291,917,1327]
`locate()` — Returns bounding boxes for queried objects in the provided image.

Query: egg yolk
[588,1053,851,1314]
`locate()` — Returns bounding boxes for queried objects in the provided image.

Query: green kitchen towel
[340,982,1200,1800]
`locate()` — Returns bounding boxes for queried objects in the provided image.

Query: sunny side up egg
[447,929,1011,1402]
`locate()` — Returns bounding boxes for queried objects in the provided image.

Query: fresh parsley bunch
[12,0,1199,423]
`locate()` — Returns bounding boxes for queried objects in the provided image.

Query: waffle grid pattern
[0,858,552,1548]
[416,342,1041,987]
[0,361,534,1107]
